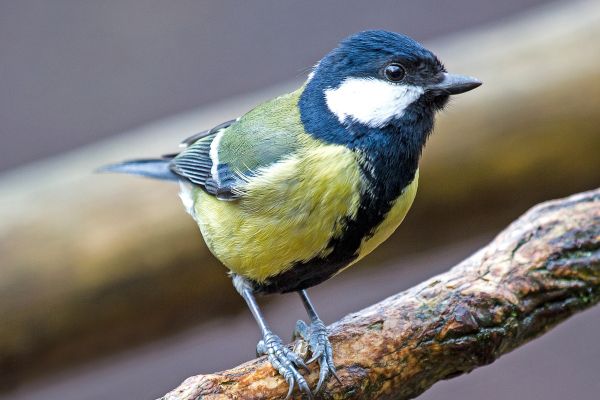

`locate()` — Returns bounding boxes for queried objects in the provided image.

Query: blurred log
[1,0,600,388]
[161,188,600,400]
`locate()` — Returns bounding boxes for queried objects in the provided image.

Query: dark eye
[384,64,405,82]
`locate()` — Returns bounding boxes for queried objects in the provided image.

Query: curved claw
[306,348,323,365]
[328,348,342,385]
[285,377,294,400]
[257,331,313,399]
[290,352,310,372]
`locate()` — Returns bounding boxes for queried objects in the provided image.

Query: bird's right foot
[257,330,312,399]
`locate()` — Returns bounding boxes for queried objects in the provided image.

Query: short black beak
[428,73,482,95]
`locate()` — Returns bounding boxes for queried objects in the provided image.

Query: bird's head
[301,30,481,138]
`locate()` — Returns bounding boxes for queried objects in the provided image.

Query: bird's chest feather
[190,143,363,282]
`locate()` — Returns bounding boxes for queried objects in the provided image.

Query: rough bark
[160,188,600,400]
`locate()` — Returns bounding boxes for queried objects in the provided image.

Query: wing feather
[179,119,237,147]
[170,88,304,200]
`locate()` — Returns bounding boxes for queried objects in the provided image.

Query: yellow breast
[191,142,362,282]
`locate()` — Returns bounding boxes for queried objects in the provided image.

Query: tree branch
[160,188,600,400]
[3,2,600,385]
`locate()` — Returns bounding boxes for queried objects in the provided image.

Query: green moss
[367,321,384,331]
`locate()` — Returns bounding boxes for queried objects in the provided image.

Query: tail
[97,159,180,182]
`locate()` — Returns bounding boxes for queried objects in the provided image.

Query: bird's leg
[294,290,340,392]
[231,275,312,399]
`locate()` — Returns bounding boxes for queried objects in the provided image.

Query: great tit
[102,30,481,398]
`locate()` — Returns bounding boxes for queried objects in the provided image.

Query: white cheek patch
[324,77,424,128]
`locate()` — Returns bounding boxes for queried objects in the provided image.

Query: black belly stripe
[250,153,419,294]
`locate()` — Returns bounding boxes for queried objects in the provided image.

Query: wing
[179,119,237,148]
[170,89,304,200]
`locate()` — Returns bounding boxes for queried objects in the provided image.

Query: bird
[100,30,481,398]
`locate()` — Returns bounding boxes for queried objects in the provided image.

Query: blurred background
[1,1,599,399]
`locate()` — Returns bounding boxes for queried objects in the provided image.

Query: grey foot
[294,319,340,393]
[257,330,312,399]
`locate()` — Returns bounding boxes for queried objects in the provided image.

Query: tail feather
[97,159,180,182]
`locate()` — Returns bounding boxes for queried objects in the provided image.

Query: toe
[293,319,310,341]
[286,348,310,371]
[315,360,330,393]
[256,339,266,357]
[294,373,312,399]
[307,346,323,364]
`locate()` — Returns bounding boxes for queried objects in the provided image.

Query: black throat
[250,83,435,294]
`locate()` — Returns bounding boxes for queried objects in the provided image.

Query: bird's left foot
[256,330,312,399]
[293,318,340,392]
